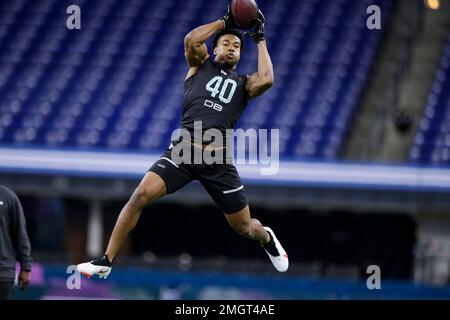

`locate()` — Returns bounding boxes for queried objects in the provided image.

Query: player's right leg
[105,172,167,261]
[76,172,166,279]
[77,148,194,279]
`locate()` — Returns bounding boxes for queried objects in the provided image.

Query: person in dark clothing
[0,185,32,300]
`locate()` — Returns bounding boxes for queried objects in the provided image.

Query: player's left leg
[197,163,289,272]
[225,205,269,242]
[225,205,289,273]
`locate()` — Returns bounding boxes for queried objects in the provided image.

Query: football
[231,0,259,28]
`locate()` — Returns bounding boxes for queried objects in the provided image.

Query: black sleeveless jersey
[181,58,248,139]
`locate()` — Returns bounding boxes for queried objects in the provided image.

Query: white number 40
[206,76,237,104]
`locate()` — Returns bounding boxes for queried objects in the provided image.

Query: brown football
[231,0,259,28]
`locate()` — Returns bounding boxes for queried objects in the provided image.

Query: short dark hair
[212,28,245,51]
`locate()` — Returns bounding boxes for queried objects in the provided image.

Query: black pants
[0,281,14,300]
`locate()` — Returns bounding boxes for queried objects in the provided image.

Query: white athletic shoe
[262,227,289,272]
[76,256,112,279]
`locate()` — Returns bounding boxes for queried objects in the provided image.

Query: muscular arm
[184,20,224,79]
[245,40,274,99]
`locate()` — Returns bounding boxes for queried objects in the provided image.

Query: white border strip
[0,148,449,190]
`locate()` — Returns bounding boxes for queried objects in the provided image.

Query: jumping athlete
[77,7,288,279]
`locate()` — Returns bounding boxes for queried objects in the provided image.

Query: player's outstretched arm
[184,20,223,69]
[245,11,274,99]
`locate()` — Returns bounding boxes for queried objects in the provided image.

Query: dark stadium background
[0,0,450,299]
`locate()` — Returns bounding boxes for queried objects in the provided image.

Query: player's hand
[248,10,265,43]
[222,5,245,30]
[18,270,30,290]
[255,10,265,25]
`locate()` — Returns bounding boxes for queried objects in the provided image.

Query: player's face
[214,34,242,68]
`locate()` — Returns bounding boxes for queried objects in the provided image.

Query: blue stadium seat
[0,0,392,159]
[411,30,450,164]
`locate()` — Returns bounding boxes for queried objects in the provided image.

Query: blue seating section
[410,30,450,165]
[0,0,391,159]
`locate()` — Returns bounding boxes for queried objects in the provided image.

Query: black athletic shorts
[148,145,248,214]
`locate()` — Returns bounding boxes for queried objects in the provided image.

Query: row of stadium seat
[0,0,392,159]
[411,31,450,164]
